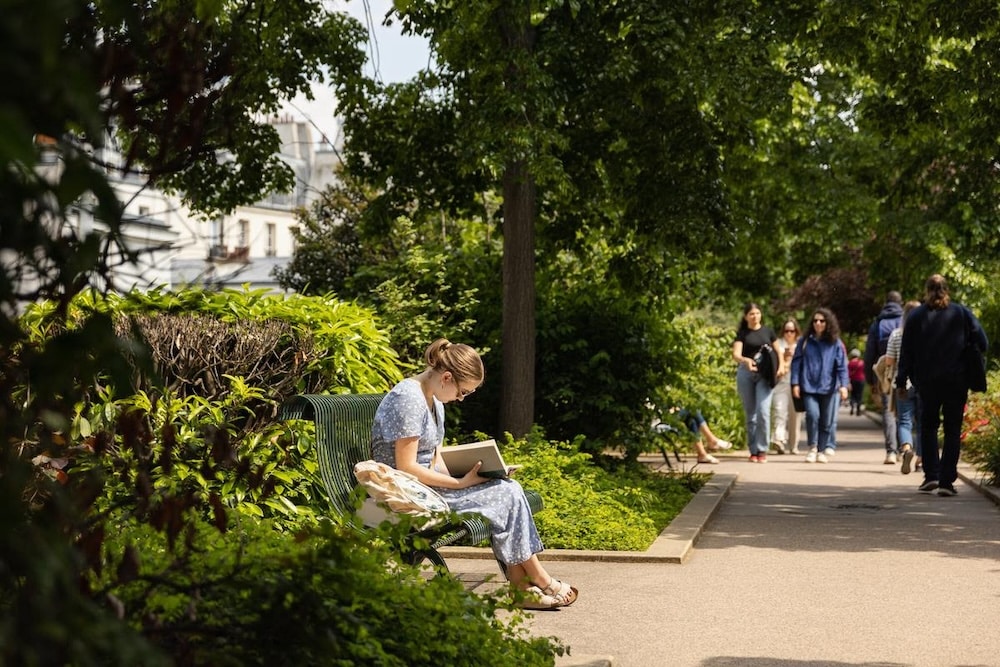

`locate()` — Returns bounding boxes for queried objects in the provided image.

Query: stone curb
[958,466,1000,506]
[439,472,738,565]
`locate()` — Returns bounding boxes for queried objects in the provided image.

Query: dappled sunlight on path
[451,407,1000,667]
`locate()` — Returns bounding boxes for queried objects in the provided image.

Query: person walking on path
[864,291,903,464]
[883,300,922,474]
[791,307,849,463]
[847,348,866,415]
[732,302,779,463]
[771,318,802,454]
[896,275,988,496]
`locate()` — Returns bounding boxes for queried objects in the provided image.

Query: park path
[450,408,1000,667]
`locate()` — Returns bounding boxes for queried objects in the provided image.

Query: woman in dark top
[896,274,988,496]
[732,302,779,462]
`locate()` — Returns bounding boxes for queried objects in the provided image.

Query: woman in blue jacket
[791,307,850,463]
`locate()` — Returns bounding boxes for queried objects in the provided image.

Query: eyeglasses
[813,318,826,323]
[783,328,797,333]
[451,374,476,398]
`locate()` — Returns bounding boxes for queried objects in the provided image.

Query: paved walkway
[447,408,1000,667]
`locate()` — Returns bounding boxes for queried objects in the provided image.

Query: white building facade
[101,116,342,293]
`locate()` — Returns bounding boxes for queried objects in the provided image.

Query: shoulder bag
[791,337,806,412]
[962,307,988,393]
[753,343,780,388]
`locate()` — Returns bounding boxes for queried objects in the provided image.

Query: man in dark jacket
[896,274,988,496]
[864,291,903,463]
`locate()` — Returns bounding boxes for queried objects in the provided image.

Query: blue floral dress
[370,378,543,565]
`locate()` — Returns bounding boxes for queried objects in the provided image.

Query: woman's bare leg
[506,557,549,589]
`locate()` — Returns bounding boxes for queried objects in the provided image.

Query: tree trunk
[499,160,535,437]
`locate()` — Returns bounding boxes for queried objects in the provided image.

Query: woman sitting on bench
[370,338,578,610]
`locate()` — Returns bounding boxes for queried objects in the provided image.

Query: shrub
[501,430,707,551]
[533,287,691,457]
[69,383,327,532]
[962,371,1000,486]
[19,287,404,400]
[629,312,746,458]
[93,518,562,666]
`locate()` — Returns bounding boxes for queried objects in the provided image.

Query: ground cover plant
[486,431,707,551]
[94,518,561,666]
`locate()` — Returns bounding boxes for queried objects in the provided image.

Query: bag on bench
[354,460,449,527]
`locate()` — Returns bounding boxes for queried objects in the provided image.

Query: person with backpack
[864,291,903,464]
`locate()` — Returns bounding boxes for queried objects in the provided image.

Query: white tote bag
[353,460,449,527]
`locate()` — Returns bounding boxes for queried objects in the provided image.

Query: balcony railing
[208,245,250,262]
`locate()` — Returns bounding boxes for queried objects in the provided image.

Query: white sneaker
[817,451,828,463]
[805,448,818,463]
[714,439,733,450]
[885,452,897,465]
[823,448,835,458]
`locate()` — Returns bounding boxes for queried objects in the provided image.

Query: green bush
[656,313,747,451]
[962,370,1000,486]
[19,287,404,398]
[94,518,562,666]
[501,431,707,551]
[533,286,691,457]
[71,383,326,532]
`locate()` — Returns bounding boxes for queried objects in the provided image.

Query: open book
[439,439,522,479]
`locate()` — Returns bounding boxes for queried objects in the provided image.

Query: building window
[266,223,276,257]
[238,219,249,249]
[210,216,226,258]
[212,217,225,247]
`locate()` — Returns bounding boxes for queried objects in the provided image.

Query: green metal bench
[279,393,543,576]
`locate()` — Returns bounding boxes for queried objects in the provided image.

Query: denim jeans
[895,386,920,457]
[917,373,967,486]
[879,391,899,453]
[803,391,839,450]
[736,366,774,456]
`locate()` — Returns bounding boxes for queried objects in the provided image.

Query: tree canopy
[296,0,1000,436]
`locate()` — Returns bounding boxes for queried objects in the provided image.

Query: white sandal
[538,578,578,607]
[517,585,562,609]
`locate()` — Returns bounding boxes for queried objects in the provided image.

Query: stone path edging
[958,466,1000,506]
